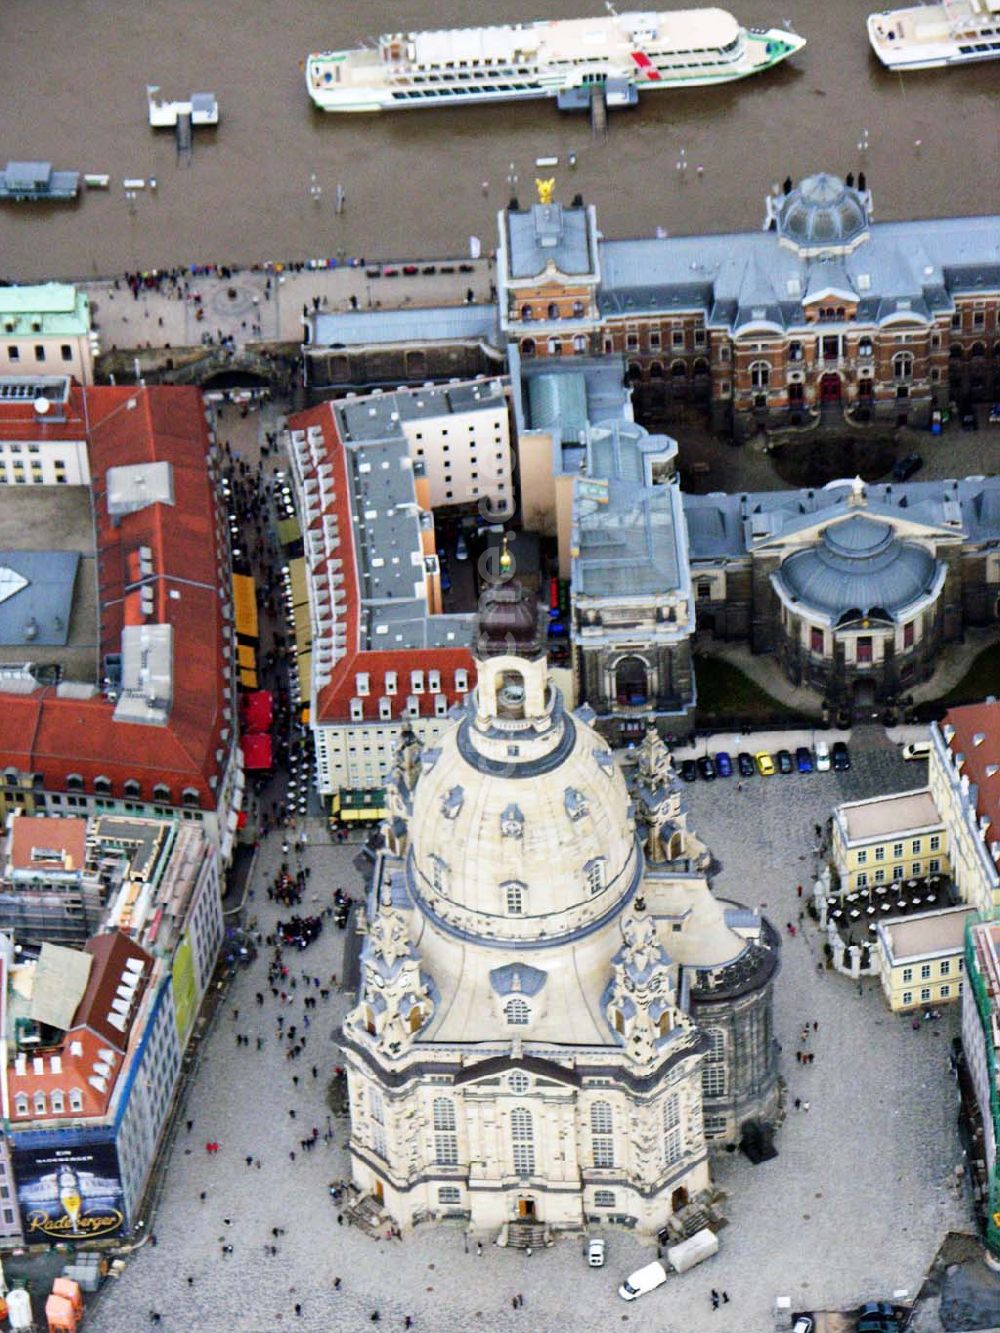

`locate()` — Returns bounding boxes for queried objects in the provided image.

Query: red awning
[241,733,273,770]
[240,690,273,734]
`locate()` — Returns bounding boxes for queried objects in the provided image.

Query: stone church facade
[341,586,780,1236]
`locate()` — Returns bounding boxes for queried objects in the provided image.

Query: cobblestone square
[88,734,973,1333]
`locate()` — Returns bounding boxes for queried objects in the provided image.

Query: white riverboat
[867,0,1000,69]
[304,8,805,113]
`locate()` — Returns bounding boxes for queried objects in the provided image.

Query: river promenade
[83,258,495,359]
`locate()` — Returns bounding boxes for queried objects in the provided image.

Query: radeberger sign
[13,1142,126,1241]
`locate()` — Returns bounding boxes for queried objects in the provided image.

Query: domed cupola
[402,585,642,947]
[770,172,871,258]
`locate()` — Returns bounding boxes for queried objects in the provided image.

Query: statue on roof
[535,177,555,206]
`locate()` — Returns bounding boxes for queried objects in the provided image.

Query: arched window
[69,1088,83,1113]
[789,341,804,362]
[649,361,664,379]
[66,773,84,792]
[591,1100,615,1167]
[692,357,710,377]
[504,998,531,1026]
[970,341,986,359]
[663,1093,683,1166]
[123,779,141,798]
[949,343,963,359]
[547,338,563,356]
[701,1028,727,1097]
[615,654,647,705]
[504,880,525,915]
[34,1091,46,1115]
[547,302,560,320]
[572,300,584,317]
[749,361,770,389]
[511,1107,535,1176]
[153,782,171,803]
[520,338,536,358]
[627,362,642,383]
[433,1096,458,1165]
[520,304,533,322]
[670,360,687,379]
[572,334,587,354]
[858,336,873,358]
[93,775,112,796]
[892,352,913,381]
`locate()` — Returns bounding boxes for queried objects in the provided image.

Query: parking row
[679,740,850,782]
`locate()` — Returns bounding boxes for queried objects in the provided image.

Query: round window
[508,1072,530,1095]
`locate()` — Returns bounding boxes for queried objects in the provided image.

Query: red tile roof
[75,930,151,1053]
[8,815,87,874]
[944,698,1000,870]
[0,386,229,808]
[289,403,475,728]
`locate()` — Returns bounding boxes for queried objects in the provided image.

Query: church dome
[774,514,939,624]
[776,173,870,255]
[405,653,640,947]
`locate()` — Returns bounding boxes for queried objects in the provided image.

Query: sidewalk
[84,259,494,358]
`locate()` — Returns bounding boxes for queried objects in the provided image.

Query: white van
[902,739,931,761]
[618,1259,668,1301]
[666,1227,719,1274]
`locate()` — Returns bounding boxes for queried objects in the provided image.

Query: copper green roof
[0,283,91,337]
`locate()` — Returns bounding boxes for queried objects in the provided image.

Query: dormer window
[455,668,469,692]
[503,880,526,915]
[123,779,141,798]
[153,782,171,802]
[69,1088,83,1113]
[355,672,370,697]
[585,858,606,896]
[50,1090,65,1114]
[93,775,112,796]
[411,670,425,694]
[66,773,84,792]
[182,787,200,808]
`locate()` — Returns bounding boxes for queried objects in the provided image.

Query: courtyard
[86,731,974,1333]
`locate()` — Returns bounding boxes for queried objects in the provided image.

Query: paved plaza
[84,727,976,1333]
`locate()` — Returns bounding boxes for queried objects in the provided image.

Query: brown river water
[1,0,997,281]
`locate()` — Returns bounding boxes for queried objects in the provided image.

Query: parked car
[988,402,1000,424]
[715,751,733,777]
[901,739,931,760]
[814,740,831,771]
[792,1319,814,1333]
[737,751,755,777]
[587,1237,606,1267]
[697,755,716,781]
[832,740,851,771]
[680,759,698,782]
[795,745,814,773]
[754,751,775,776]
[455,534,469,561]
[892,452,923,481]
[860,1303,896,1319]
[439,566,452,593]
[857,1320,899,1333]
[776,748,794,774]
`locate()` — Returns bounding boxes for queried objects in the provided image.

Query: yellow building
[832,789,948,894]
[876,905,976,1011]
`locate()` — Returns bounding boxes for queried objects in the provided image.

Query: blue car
[795,746,813,773]
[715,751,733,777]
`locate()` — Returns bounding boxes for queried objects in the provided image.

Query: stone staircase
[506,1219,548,1250]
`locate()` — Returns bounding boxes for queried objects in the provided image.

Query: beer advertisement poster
[13,1141,125,1241]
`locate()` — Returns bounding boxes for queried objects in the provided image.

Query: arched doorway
[671,1186,689,1212]
[820,373,841,402]
[615,656,648,706]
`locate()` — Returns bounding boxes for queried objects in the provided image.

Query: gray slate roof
[506,202,595,279]
[684,476,1000,561]
[309,303,498,348]
[598,214,1000,330]
[775,517,938,621]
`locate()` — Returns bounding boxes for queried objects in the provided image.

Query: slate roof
[309,303,498,348]
[597,212,1000,331]
[684,476,1000,561]
[506,202,595,280]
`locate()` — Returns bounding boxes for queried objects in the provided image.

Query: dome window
[503,881,526,915]
[585,857,606,896]
[504,998,531,1026]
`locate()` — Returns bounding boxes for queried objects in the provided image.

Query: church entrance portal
[671,1186,689,1212]
[517,1197,536,1219]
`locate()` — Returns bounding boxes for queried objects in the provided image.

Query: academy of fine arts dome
[341,581,781,1238]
